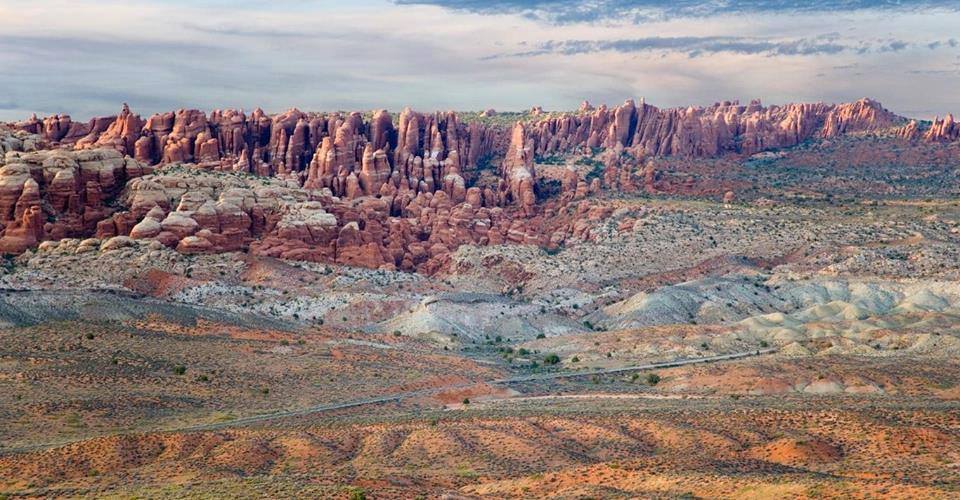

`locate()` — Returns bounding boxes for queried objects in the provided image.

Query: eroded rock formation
[925,114,959,142]
[0,144,151,253]
[500,123,537,215]
[106,168,551,272]
[4,97,957,270]
[522,98,903,158]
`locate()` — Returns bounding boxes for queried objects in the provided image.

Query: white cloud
[0,0,957,121]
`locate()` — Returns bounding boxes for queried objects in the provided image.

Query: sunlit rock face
[2,95,957,270]
[519,98,904,158]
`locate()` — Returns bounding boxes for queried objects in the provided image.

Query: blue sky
[1,0,958,120]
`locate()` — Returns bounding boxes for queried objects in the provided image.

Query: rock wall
[5,97,956,270]
[0,129,583,272]
[17,105,514,215]
[17,98,920,181]
[104,169,550,273]
[925,114,959,142]
[522,98,904,158]
[0,142,151,254]
[20,105,502,185]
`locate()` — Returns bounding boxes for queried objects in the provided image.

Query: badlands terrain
[0,99,959,498]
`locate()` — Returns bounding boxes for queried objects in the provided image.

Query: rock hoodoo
[4,97,957,270]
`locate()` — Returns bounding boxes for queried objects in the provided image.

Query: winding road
[187,348,778,431]
[0,347,776,455]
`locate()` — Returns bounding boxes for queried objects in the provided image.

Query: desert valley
[4,1,960,498]
[0,95,959,498]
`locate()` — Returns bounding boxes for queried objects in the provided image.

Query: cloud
[485,36,905,59]
[1,0,960,121]
[395,0,960,24]
[907,69,960,75]
[878,40,909,52]
[181,22,313,38]
[0,34,222,60]
[929,38,960,49]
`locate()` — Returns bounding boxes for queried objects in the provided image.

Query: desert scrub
[345,486,366,500]
[455,466,479,479]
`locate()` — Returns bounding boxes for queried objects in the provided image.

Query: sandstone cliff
[522,98,904,158]
[4,97,957,270]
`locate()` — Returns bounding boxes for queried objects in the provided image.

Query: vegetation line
[491,348,779,384]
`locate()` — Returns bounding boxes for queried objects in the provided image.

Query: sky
[0,0,959,121]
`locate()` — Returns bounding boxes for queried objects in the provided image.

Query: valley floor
[2,195,960,498]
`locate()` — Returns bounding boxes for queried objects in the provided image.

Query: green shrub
[537,178,563,199]
[346,487,367,500]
